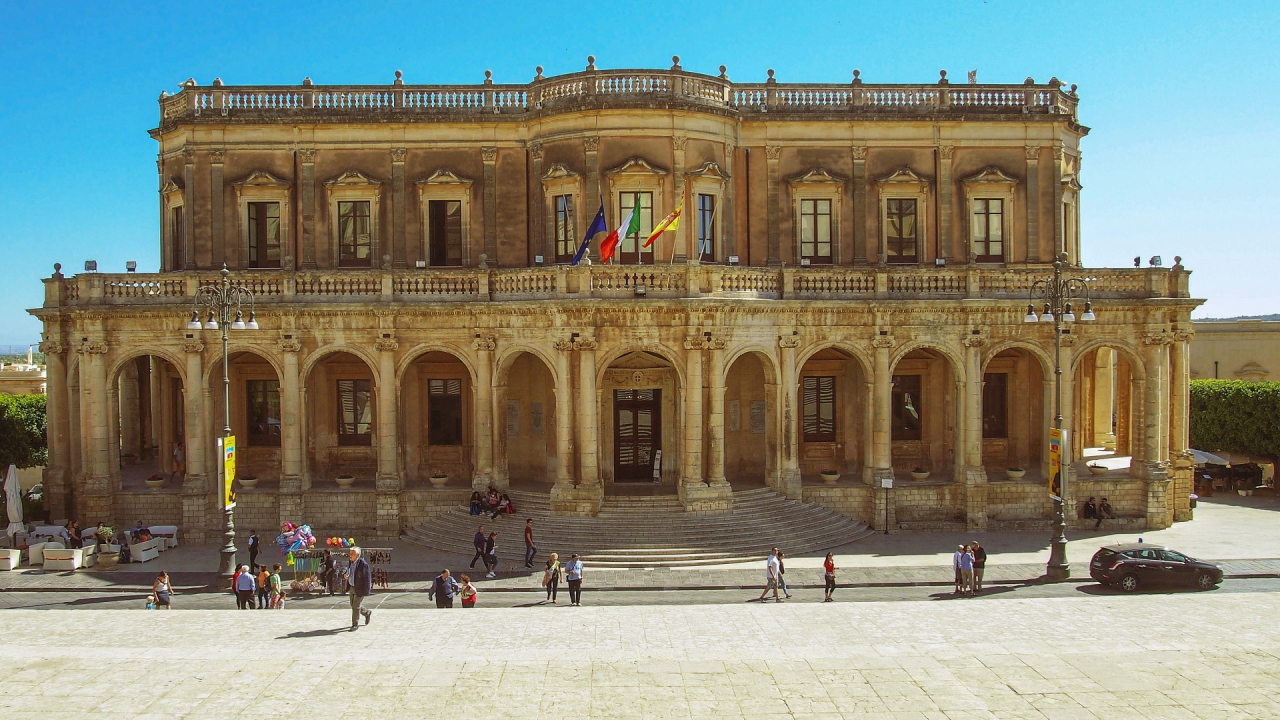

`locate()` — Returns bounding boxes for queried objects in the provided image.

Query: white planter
[1088,465,1108,476]
[910,471,930,481]
[144,479,164,489]
[240,477,259,489]
[336,476,355,488]
[1005,469,1026,479]
[429,475,449,488]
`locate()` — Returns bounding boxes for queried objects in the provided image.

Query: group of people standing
[233,563,284,608]
[952,541,987,596]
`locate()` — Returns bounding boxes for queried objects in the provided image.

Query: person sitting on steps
[1096,497,1114,528]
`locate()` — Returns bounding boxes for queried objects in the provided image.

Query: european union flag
[571,203,608,266]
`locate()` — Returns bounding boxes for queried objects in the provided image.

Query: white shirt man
[757,548,783,602]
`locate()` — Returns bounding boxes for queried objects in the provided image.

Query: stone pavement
[2,591,1280,718]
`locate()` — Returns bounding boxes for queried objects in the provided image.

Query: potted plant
[429,472,449,488]
[96,526,120,569]
[145,473,165,489]
[336,474,355,488]
[239,475,259,489]
[1088,464,1108,476]
[910,466,930,480]
[819,469,840,484]
[1006,467,1026,479]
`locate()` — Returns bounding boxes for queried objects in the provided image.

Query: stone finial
[938,70,949,84]
[159,90,168,99]
[53,263,62,278]
[394,69,404,86]
[1172,255,1184,271]
[1049,76,1062,88]
[534,65,545,81]
[586,55,596,71]
[1024,77,1035,85]
[852,69,862,85]
[766,69,776,83]
[212,78,223,87]
[484,69,493,84]
[718,65,728,80]
[671,55,681,71]
[184,78,197,87]
[303,77,313,86]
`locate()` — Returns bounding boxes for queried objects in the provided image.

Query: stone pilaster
[209,149,225,267]
[765,145,783,266]
[277,337,304,529]
[181,339,209,542]
[852,146,868,263]
[473,336,496,489]
[551,340,574,489]
[1141,333,1169,481]
[530,143,546,261]
[1025,146,1041,263]
[1170,330,1194,521]
[584,136,601,262]
[182,148,196,269]
[778,333,802,498]
[962,333,988,531]
[375,335,400,537]
[938,145,954,262]
[481,146,498,265]
[299,148,317,269]
[870,333,895,489]
[681,336,705,488]
[40,339,70,521]
[722,143,736,262]
[551,336,602,516]
[391,148,407,269]
[673,135,689,263]
[1052,146,1065,259]
[707,338,728,487]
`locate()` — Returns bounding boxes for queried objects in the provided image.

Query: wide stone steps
[402,486,875,568]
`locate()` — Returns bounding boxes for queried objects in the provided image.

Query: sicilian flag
[571,203,608,266]
[601,194,642,264]
[643,202,682,248]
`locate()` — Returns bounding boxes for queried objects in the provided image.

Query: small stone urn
[336,475,355,488]
[910,468,930,481]
[240,476,259,489]
[1006,468,1027,479]
[429,473,449,488]
[820,470,840,484]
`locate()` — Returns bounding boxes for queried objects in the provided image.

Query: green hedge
[1189,380,1280,457]
[0,393,46,469]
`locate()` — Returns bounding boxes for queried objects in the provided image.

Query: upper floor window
[885,199,918,263]
[554,194,576,263]
[696,193,716,262]
[891,374,922,441]
[170,206,186,269]
[247,202,281,268]
[617,192,653,265]
[982,372,1008,438]
[802,376,836,443]
[428,378,463,446]
[246,379,281,447]
[800,199,833,264]
[428,199,463,267]
[337,200,372,267]
[971,199,1003,263]
[337,379,373,445]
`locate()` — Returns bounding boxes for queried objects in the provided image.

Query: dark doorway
[614,389,661,482]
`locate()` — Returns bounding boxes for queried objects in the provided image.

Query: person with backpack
[269,564,285,609]
[255,565,271,608]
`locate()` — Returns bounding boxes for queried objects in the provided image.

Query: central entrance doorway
[613,389,661,482]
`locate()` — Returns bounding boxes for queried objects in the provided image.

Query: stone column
[681,337,705,491]
[1141,334,1168,480]
[375,335,400,537]
[576,340,599,486]
[119,360,141,460]
[871,334,895,487]
[299,148,317,269]
[707,339,728,487]
[938,145,954,262]
[278,338,304,526]
[673,136,689,262]
[182,148,196,269]
[107,385,121,492]
[391,148,407,269]
[210,149,225,266]
[77,340,112,522]
[765,145,783,266]
[778,334,801,498]
[148,357,162,453]
[40,340,71,521]
[963,335,987,529]
[1170,331,1194,521]
[181,339,208,541]
[473,337,496,489]
[584,137,602,262]
[530,143,546,261]
[723,143,736,261]
[1052,147,1066,259]
[852,146,868,263]
[552,341,574,488]
[481,146,498,265]
[1025,146,1041,263]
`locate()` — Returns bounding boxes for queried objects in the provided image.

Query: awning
[1190,449,1229,466]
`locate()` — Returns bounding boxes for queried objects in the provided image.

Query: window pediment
[789,167,845,187]
[1235,362,1269,382]
[232,170,291,188]
[1061,173,1083,193]
[961,166,1018,190]
[541,164,578,182]
[416,169,473,188]
[876,166,929,193]
[606,157,668,176]
[161,180,184,201]
[688,161,729,181]
[325,170,383,189]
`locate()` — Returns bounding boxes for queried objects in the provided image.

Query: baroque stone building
[32,59,1201,540]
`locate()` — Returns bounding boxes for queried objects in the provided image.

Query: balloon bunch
[326,536,358,548]
[275,522,316,554]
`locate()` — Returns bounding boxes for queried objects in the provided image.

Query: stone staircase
[402,487,875,568]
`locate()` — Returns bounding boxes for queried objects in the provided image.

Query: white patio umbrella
[4,464,22,538]
[1190,449,1230,466]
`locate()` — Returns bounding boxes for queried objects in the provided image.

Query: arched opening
[724,351,777,488]
[600,350,680,492]
[305,351,378,488]
[982,348,1047,475]
[111,355,185,492]
[890,348,961,479]
[1072,345,1140,474]
[207,351,282,485]
[797,347,868,483]
[401,350,472,487]
[495,351,558,489]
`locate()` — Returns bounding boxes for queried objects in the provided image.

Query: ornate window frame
[788,168,844,265]
[416,169,474,267]
[232,171,291,270]
[161,180,185,272]
[876,167,930,265]
[961,166,1017,264]
[541,164,582,264]
[605,157,668,263]
[687,161,729,263]
[1061,173,1082,266]
[325,171,382,268]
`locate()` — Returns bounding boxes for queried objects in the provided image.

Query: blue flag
[571,203,608,266]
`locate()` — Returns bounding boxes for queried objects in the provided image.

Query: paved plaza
[2,589,1279,718]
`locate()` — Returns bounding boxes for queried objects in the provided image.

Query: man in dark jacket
[469,525,486,569]
[347,547,373,630]
[970,541,987,593]
[428,568,460,608]
[247,530,260,571]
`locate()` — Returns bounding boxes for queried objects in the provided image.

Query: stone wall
[802,484,874,524]
[234,488,280,536]
[114,490,182,529]
[986,479,1054,521]
[304,489,377,538]
[401,489,470,528]
[894,481,965,523]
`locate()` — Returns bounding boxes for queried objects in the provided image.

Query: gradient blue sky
[1,1,1276,344]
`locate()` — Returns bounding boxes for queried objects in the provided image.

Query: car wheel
[1196,573,1218,590]
[1118,574,1140,593]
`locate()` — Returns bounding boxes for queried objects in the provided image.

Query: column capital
[582,136,599,152]
[78,340,108,355]
[39,340,66,355]
[183,146,195,162]
[1172,331,1194,343]
[939,145,955,160]
[851,145,868,160]
[778,335,801,349]
[1025,146,1043,161]
[871,334,896,349]
[684,337,708,350]
[375,337,399,352]
[278,339,302,353]
[390,147,407,163]
[672,135,688,151]
[529,142,543,160]
[1143,333,1172,346]
[298,148,317,163]
[208,149,225,164]
[962,334,986,348]
[764,145,783,160]
[481,146,498,162]
[473,336,496,351]
[181,340,204,354]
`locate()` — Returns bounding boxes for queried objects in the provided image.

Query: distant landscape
[1196,314,1280,322]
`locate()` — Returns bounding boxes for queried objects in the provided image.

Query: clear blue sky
[1,1,1276,345]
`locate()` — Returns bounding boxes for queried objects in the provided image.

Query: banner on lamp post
[1048,428,1067,501]
[220,436,237,510]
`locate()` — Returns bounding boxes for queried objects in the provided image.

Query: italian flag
[601,194,643,264]
[643,202,682,248]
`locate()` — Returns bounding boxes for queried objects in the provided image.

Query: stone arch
[202,344,286,387]
[599,344,685,487]
[494,347,561,487]
[796,340,873,380]
[305,348,381,484]
[107,347,188,388]
[794,340,873,483]
[595,342,686,390]
[1068,337,1147,465]
[495,343,560,389]
[887,341,964,478]
[302,344,383,387]
[981,340,1053,377]
[890,340,967,381]
[206,347,285,481]
[980,342,1051,473]
[401,345,477,486]
[1069,337,1146,380]
[396,341,478,391]
[723,346,784,487]
[722,343,782,386]
[103,349,188,492]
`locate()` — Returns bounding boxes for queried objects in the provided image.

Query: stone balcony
[43,264,1189,310]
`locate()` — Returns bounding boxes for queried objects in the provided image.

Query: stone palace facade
[31,59,1201,540]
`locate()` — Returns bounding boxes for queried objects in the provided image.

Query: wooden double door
[614,389,661,482]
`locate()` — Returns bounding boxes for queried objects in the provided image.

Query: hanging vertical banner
[222,435,237,510]
[1048,428,1066,501]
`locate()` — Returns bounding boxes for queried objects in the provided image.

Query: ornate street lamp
[186,264,258,579]
[1023,252,1095,581]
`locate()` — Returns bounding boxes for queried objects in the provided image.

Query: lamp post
[1023,252,1096,581]
[186,264,258,579]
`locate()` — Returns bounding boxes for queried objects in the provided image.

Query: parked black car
[1090,543,1223,592]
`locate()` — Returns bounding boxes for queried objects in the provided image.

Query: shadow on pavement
[928,585,1021,601]
[277,628,351,639]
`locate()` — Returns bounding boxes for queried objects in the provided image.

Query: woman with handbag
[542,552,562,604]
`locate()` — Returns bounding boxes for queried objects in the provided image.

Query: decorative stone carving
[481,146,498,162]
[473,337,496,351]
[325,170,382,188]
[778,336,801,349]
[277,339,302,353]
[552,340,574,351]
[78,341,108,355]
[1143,333,1171,346]
[183,147,195,161]
[876,166,929,192]
[962,334,986,348]
[708,337,728,350]
[1060,334,1078,347]
[298,148,316,163]
[632,371,644,385]
[764,146,782,160]
[788,168,845,187]
[1172,331,1195,344]
[181,340,204,354]
[417,169,473,187]
[1025,146,1042,160]
[939,145,955,160]
[375,337,399,352]
[683,337,708,350]
[687,161,728,180]
[38,340,65,355]
[529,143,543,160]
[390,147,407,163]
[582,136,599,152]
[871,335,896,349]
[605,157,668,176]
[672,136,688,151]
[850,145,868,161]
[231,170,291,188]
[576,339,598,351]
[541,164,578,181]
[208,150,225,163]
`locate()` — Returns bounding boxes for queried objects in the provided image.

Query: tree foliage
[1189,380,1280,457]
[0,393,46,469]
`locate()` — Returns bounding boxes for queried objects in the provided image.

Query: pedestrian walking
[565,553,584,605]
[757,548,783,602]
[248,529,260,571]
[823,552,837,602]
[347,547,373,629]
[153,571,173,609]
[777,550,793,599]
[428,568,460,608]
[970,541,987,593]
[483,532,498,578]
[234,564,255,609]
[952,545,965,594]
[543,552,562,604]
[269,563,285,609]
[524,519,537,568]
[958,544,975,597]
[256,564,270,608]
[459,574,478,608]
[469,525,486,569]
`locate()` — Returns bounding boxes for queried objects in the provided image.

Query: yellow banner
[1048,428,1066,500]
[223,435,237,510]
